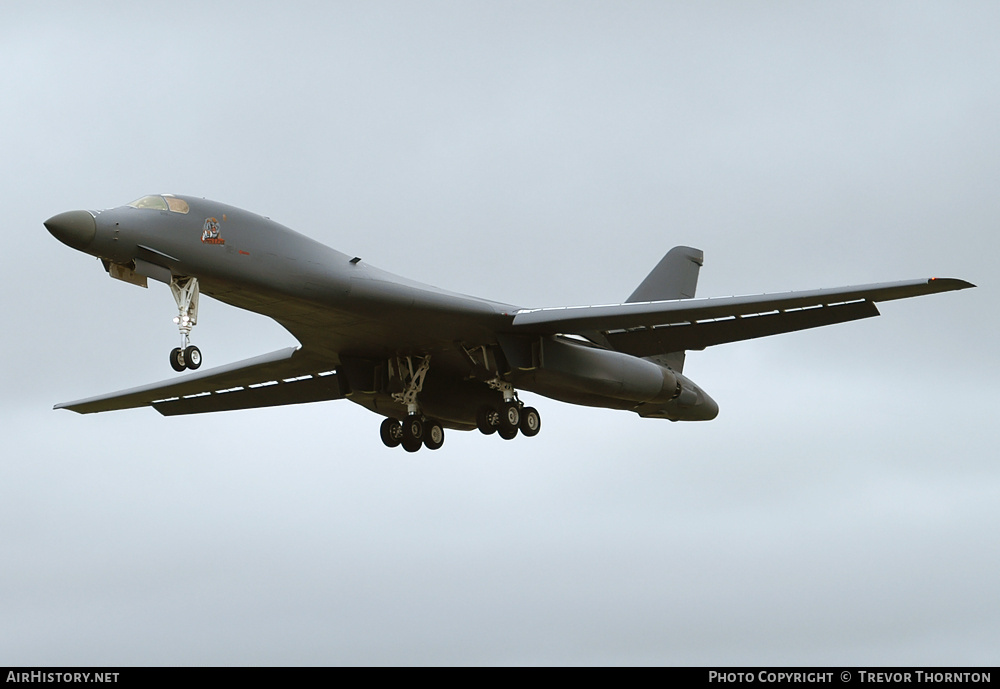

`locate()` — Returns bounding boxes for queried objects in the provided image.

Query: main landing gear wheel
[424,421,445,450]
[498,401,520,437]
[519,407,541,437]
[498,425,518,440]
[380,418,403,448]
[476,405,500,435]
[401,415,425,453]
[169,347,186,372]
[402,416,425,443]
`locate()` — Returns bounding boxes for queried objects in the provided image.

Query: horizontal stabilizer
[55,346,344,415]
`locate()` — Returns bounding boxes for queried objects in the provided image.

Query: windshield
[127,195,189,214]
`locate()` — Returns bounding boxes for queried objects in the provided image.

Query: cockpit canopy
[127,195,189,214]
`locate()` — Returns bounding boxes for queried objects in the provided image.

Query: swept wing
[511,278,974,357]
[56,347,344,415]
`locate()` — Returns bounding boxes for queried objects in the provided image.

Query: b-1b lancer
[45,195,974,451]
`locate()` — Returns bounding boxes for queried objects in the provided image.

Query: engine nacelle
[633,371,718,421]
[505,335,718,420]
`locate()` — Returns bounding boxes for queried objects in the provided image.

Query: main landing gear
[379,416,446,452]
[474,377,540,441]
[476,401,541,440]
[376,354,542,451]
[379,355,447,452]
[168,276,202,372]
[380,405,541,452]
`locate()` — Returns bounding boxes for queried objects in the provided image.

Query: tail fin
[625,246,703,372]
[627,246,703,303]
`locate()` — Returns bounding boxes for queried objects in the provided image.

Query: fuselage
[45,194,720,431]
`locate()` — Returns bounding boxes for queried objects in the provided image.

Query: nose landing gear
[168,276,202,372]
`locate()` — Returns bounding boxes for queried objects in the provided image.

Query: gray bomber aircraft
[45,194,974,451]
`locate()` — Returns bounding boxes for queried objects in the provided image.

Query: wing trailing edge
[55,346,345,416]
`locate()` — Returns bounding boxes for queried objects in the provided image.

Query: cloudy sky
[2,1,997,665]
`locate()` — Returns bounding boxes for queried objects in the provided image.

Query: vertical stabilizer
[625,246,703,372]
[626,246,703,303]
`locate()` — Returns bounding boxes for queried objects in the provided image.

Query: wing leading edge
[55,346,345,416]
[511,278,974,357]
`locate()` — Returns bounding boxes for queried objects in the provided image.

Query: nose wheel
[169,345,202,372]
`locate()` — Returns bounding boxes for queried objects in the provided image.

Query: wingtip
[927,277,976,290]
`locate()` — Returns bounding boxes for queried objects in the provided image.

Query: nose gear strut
[168,276,202,371]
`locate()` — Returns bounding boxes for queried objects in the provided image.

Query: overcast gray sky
[2,1,998,665]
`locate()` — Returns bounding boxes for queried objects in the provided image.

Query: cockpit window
[127,195,190,214]
[128,195,169,211]
[164,196,189,213]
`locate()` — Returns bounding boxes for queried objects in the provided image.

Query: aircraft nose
[44,210,97,251]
